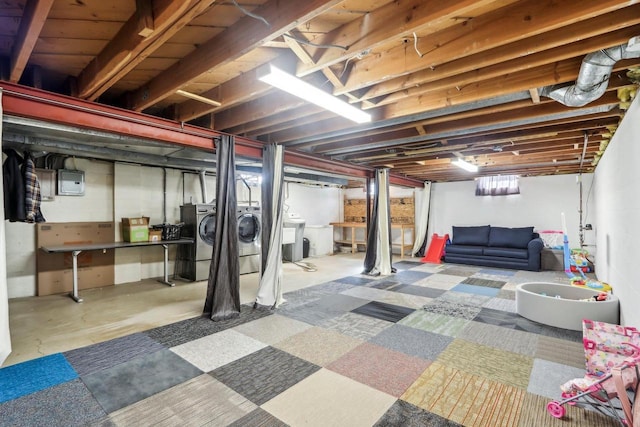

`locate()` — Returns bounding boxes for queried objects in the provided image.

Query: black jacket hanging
[3,149,26,222]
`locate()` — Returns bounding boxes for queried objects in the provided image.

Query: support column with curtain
[255,144,285,308]
[412,181,432,257]
[0,89,11,364]
[203,135,240,321]
[363,168,396,276]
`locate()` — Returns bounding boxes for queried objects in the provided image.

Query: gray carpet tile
[0,379,106,427]
[306,280,359,293]
[436,290,490,307]
[276,299,345,326]
[393,284,446,298]
[369,279,405,290]
[527,358,586,400]
[394,270,433,284]
[422,299,482,320]
[398,310,470,337]
[535,335,586,369]
[461,276,506,288]
[473,306,521,326]
[318,312,394,340]
[144,305,273,347]
[369,324,454,360]
[515,318,583,342]
[210,346,320,405]
[82,349,202,413]
[64,333,165,376]
[459,321,539,356]
[313,293,369,312]
[96,374,256,426]
[477,268,517,277]
[374,399,462,427]
[497,288,516,300]
[351,300,415,323]
[393,260,423,270]
[228,407,289,427]
[483,296,517,312]
[334,275,375,286]
[441,265,482,277]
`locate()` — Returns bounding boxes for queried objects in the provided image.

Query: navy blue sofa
[443,225,544,271]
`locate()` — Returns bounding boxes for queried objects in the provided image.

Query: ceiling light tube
[452,158,478,172]
[258,64,371,124]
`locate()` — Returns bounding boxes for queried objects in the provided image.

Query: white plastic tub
[516,282,619,331]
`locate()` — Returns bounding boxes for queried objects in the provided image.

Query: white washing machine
[237,205,261,274]
[178,203,216,281]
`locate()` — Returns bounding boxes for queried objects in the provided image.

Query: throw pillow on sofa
[452,225,490,246]
[488,226,534,249]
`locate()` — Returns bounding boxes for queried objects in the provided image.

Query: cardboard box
[149,229,162,242]
[122,217,149,242]
[37,222,115,296]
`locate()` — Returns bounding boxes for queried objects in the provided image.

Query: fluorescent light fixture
[452,158,478,172]
[258,64,372,124]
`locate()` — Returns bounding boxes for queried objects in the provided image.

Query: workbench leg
[68,250,83,303]
[157,244,175,287]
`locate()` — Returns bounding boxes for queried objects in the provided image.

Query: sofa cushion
[488,226,534,249]
[445,245,484,256]
[483,247,529,259]
[452,225,490,246]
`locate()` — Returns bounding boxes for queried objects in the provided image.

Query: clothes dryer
[177,203,216,281]
[237,205,261,274]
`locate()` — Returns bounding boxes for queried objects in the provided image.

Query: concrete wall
[427,173,595,251]
[592,95,640,327]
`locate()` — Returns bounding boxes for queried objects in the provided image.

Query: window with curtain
[475,175,520,196]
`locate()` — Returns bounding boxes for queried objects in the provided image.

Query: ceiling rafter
[128,0,343,111]
[9,0,54,83]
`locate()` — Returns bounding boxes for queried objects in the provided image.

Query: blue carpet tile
[392,260,423,270]
[0,353,77,403]
[351,300,415,322]
[82,349,202,413]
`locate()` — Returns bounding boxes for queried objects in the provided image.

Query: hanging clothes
[3,149,26,222]
[21,152,46,223]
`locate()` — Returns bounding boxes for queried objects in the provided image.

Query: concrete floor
[4,252,366,367]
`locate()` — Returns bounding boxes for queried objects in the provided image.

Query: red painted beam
[0,81,423,187]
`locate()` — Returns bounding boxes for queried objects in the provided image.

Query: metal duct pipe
[199,170,208,203]
[540,37,640,107]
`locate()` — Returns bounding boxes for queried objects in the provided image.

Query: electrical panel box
[57,169,85,196]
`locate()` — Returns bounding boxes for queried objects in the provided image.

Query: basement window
[475,175,520,196]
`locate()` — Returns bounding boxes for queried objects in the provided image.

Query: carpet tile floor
[0,260,623,426]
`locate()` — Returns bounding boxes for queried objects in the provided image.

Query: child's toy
[547,320,640,424]
[421,233,449,264]
[579,292,609,302]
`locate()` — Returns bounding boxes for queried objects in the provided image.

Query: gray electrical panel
[57,169,85,196]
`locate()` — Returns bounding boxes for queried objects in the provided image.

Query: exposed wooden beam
[176,90,222,107]
[135,0,155,37]
[128,0,342,112]
[296,0,495,76]
[79,0,217,101]
[529,88,541,104]
[340,1,639,95]
[9,0,54,83]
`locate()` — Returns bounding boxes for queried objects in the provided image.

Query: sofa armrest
[528,237,544,254]
[527,238,545,271]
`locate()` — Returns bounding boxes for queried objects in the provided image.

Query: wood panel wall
[344,195,414,224]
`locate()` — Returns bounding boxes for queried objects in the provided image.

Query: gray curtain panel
[203,134,241,321]
[255,144,285,308]
[363,168,395,276]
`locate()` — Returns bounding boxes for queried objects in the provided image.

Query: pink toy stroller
[547,319,640,425]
